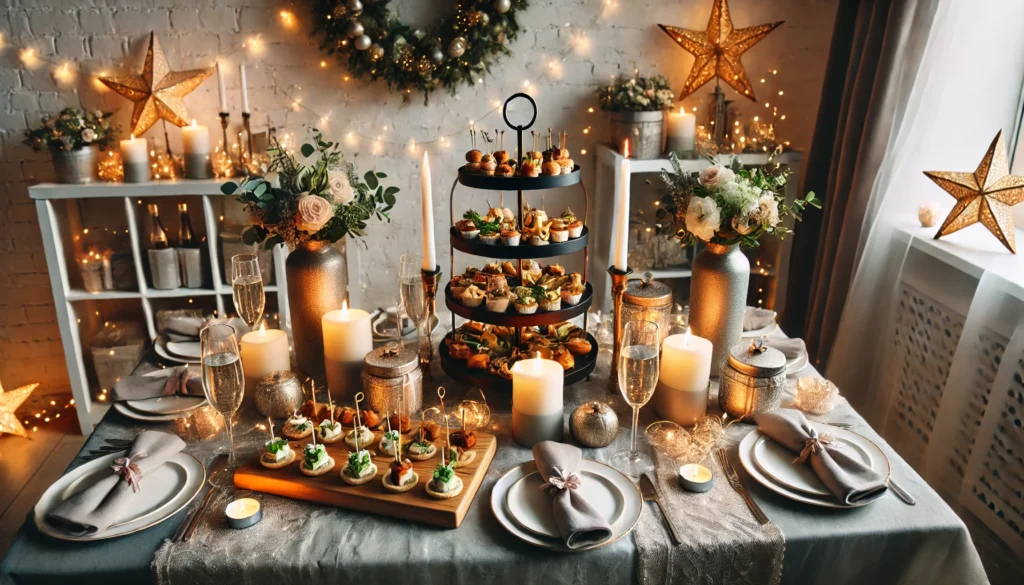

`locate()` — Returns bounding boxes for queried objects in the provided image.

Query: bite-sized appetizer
[316,418,344,443]
[340,449,377,485]
[562,209,584,238]
[361,409,383,430]
[388,413,412,434]
[496,163,514,177]
[445,445,477,468]
[425,460,463,499]
[564,336,593,356]
[543,263,565,276]
[520,158,540,178]
[480,231,500,245]
[456,218,479,240]
[344,424,376,450]
[561,273,585,306]
[407,434,437,462]
[379,428,402,458]
[559,158,574,175]
[450,429,478,451]
[549,218,569,243]
[282,413,313,440]
[420,420,442,442]
[479,154,497,176]
[465,149,483,164]
[382,458,418,492]
[461,284,485,308]
[336,406,357,426]
[493,150,510,165]
[260,437,295,469]
[482,262,503,276]
[500,227,521,246]
[486,289,511,313]
[514,289,538,314]
[486,274,508,292]
[465,128,483,172]
[541,160,560,176]
[300,443,334,476]
[501,261,518,277]
[468,353,490,370]
[300,400,330,422]
[538,288,562,312]
[520,260,542,284]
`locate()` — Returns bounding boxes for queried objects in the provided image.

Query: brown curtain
[782,0,938,369]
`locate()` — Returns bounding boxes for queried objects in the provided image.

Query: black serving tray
[457,165,581,191]
[449,226,589,259]
[445,282,592,327]
[439,332,599,391]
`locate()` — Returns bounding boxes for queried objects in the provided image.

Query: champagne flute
[231,253,264,330]
[610,319,660,479]
[201,323,244,484]
[399,253,430,363]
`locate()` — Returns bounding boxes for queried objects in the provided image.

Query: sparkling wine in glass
[231,253,264,330]
[201,323,244,484]
[610,319,660,479]
[399,253,430,363]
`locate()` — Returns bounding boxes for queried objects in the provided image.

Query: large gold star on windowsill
[659,0,782,102]
[99,32,214,137]
[925,130,1024,254]
[0,380,38,439]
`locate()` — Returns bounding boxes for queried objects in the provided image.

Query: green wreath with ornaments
[310,0,528,97]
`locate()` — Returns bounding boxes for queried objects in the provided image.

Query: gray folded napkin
[46,431,187,536]
[532,441,613,549]
[744,307,777,331]
[755,409,888,505]
[764,337,806,360]
[163,316,248,341]
[112,366,204,402]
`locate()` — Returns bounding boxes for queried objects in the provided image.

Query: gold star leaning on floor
[924,130,1024,254]
[658,0,782,102]
[98,32,214,137]
[0,380,38,439]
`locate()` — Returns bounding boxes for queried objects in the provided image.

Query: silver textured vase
[51,145,97,184]
[609,110,664,159]
[689,243,749,375]
[286,239,348,378]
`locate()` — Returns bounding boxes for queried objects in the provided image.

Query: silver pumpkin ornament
[570,401,620,448]
[447,36,467,58]
[354,34,372,50]
[494,0,512,14]
[255,371,305,419]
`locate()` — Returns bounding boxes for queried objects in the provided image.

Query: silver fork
[717,447,770,525]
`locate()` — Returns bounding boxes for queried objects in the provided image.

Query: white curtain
[828,0,1024,559]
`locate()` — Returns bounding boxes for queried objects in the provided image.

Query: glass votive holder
[796,377,838,414]
[687,414,726,464]
[644,420,691,460]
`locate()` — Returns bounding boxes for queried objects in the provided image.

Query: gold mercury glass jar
[361,345,423,415]
[718,340,786,421]
[621,272,674,344]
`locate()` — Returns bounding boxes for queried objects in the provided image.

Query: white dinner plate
[737,424,890,509]
[34,451,205,541]
[125,368,206,415]
[786,351,809,377]
[114,402,193,422]
[165,340,201,359]
[154,336,194,364]
[751,428,881,497]
[491,459,642,553]
[741,307,778,338]
[505,470,625,539]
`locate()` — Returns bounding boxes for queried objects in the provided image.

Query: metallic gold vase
[689,243,749,375]
[286,239,348,378]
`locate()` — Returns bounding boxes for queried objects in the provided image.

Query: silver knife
[639,473,683,545]
[172,454,227,543]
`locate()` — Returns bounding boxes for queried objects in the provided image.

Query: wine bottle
[147,204,169,250]
[178,203,197,248]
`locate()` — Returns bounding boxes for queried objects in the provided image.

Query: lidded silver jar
[361,345,423,414]
[718,339,786,421]
[621,272,673,344]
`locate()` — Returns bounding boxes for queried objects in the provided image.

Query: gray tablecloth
[1,330,989,585]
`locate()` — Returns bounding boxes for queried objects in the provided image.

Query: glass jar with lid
[719,339,786,421]
[621,272,674,344]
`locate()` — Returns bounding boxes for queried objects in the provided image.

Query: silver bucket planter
[609,110,664,160]
[51,145,98,184]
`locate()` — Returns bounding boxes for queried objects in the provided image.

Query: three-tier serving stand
[438,93,599,390]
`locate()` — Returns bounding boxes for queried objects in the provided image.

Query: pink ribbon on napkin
[538,466,582,493]
[110,452,147,493]
[793,430,836,465]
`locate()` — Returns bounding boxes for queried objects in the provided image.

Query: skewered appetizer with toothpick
[382,387,418,492]
[260,418,296,469]
[407,409,438,461]
[316,391,344,443]
[339,394,375,484]
[344,392,377,450]
[426,387,464,499]
[446,408,478,468]
[465,128,483,173]
[282,411,313,440]
[299,425,334,476]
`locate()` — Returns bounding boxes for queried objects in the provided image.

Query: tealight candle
[225,497,262,529]
[240,323,290,386]
[181,119,212,179]
[119,134,149,183]
[655,329,713,426]
[511,357,564,447]
[322,301,373,395]
[678,463,713,493]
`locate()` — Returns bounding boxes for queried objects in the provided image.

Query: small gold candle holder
[608,265,633,381]
[419,265,441,367]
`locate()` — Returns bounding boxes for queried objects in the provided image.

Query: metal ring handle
[502,92,538,131]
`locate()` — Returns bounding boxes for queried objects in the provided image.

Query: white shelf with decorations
[590,143,803,312]
[30,178,293,433]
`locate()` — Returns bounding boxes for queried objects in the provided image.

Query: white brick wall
[0,0,836,393]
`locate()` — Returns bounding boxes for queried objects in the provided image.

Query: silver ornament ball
[479,12,490,26]
[347,21,364,39]
[494,0,512,14]
[447,37,467,58]
[570,401,620,448]
[430,48,445,64]
[354,34,372,50]
[255,371,305,419]
[346,0,363,13]
[369,43,385,61]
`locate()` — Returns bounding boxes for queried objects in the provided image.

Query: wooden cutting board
[233,430,497,528]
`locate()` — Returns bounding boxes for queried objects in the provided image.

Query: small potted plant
[597,74,675,160]
[24,108,116,184]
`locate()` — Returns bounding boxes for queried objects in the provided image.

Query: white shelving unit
[590,143,803,311]
[30,179,293,433]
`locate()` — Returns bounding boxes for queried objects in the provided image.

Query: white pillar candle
[420,151,436,271]
[655,329,713,425]
[239,64,250,114]
[612,148,631,272]
[666,107,696,153]
[216,61,228,112]
[511,357,564,446]
[119,134,148,163]
[240,323,290,381]
[181,120,210,155]
[322,301,373,363]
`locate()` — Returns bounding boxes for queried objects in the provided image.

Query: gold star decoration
[99,32,214,137]
[924,130,1024,253]
[0,380,38,439]
[659,0,782,102]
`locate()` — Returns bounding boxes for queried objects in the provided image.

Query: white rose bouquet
[597,74,675,112]
[224,128,398,248]
[658,149,820,247]
[24,108,116,151]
